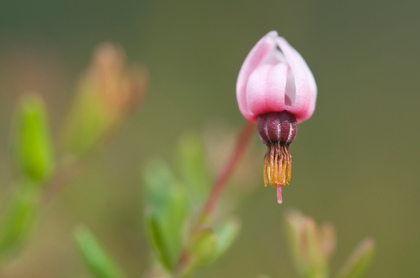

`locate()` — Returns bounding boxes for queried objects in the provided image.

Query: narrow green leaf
[14,94,54,183]
[145,210,172,270]
[336,238,375,278]
[74,226,126,278]
[284,210,309,276]
[213,218,240,260]
[0,183,40,259]
[143,161,189,270]
[284,210,329,278]
[189,228,218,267]
[61,84,111,156]
[176,133,210,205]
[177,217,240,277]
[145,260,173,278]
[176,228,218,278]
[303,219,329,278]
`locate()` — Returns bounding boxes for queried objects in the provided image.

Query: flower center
[257,111,297,146]
[257,111,298,188]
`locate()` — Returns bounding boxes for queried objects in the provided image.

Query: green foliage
[14,94,54,183]
[0,94,53,260]
[213,218,240,260]
[285,211,375,278]
[61,83,111,156]
[188,228,218,268]
[74,226,126,278]
[142,136,242,277]
[182,219,240,274]
[143,161,189,270]
[336,238,375,278]
[60,43,147,157]
[176,133,210,205]
[285,211,330,278]
[0,183,40,259]
[177,219,241,278]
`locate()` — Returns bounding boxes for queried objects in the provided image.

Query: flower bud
[236,31,317,203]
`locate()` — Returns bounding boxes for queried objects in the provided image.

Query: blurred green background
[0,0,419,277]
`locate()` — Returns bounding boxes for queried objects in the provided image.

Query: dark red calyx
[257,111,298,146]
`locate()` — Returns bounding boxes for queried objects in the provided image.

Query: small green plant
[0,37,375,278]
[0,95,53,259]
[0,43,148,265]
[284,210,375,278]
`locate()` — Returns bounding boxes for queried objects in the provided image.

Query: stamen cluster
[257,112,297,187]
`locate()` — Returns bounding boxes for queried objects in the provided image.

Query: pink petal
[276,37,317,123]
[245,63,289,116]
[237,31,278,122]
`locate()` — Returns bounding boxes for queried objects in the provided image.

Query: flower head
[237,31,317,123]
[236,31,317,203]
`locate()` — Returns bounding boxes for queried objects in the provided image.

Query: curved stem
[198,120,255,225]
[174,121,255,277]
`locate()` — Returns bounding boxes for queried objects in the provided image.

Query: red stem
[175,121,255,276]
[198,120,255,224]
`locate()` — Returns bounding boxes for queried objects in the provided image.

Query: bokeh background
[0,0,419,277]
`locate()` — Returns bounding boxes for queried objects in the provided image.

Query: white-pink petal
[276,37,317,122]
[236,31,278,122]
[246,63,289,116]
[236,31,317,123]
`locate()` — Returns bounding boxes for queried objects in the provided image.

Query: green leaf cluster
[143,133,241,277]
[0,94,54,260]
[75,226,126,278]
[14,94,54,183]
[144,161,189,270]
[0,184,40,259]
[61,82,112,156]
[284,210,375,278]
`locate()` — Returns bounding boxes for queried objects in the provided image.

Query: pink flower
[236,31,317,123]
[236,31,317,204]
